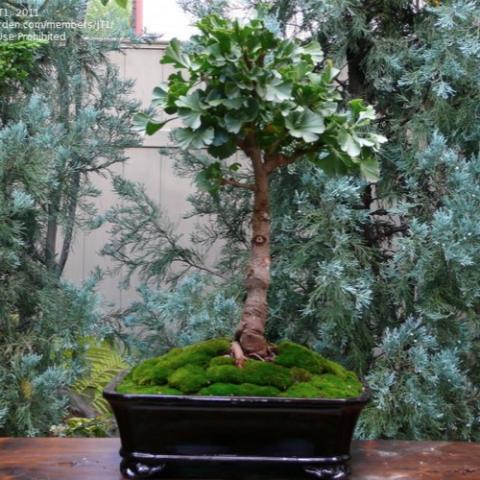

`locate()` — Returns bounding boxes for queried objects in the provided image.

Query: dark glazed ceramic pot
[104,373,369,480]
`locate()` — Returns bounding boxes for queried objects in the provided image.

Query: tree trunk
[58,171,80,275]
[45,195,60,271]
[346,42,368,99]
[235,148,271,358]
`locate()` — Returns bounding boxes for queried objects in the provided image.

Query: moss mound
[131,338,230,386]
[116,375,182,395]
[282,373,363,399]
[199,383,281,397]
[209,355,235,367]
[168,365,210,394]
[275,341,351,379]
[117,338,363,399]
[207,360,293,390]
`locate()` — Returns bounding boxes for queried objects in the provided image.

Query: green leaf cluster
[0,40,45,91]
[142,13,385,188]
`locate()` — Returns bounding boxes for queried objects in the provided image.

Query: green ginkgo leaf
[257,78,292,103]
[224,112,244,134]
[132,112,151,131]
[174,127,214,149]
[338,130,361,157]
[146,120,169,135]
[369,133,388,149]
[175,91,204,111]
[357,106,377,122]
[195,162,223,194]
[176,91,205,130]
[161,38,191,69]
[209,128,237,158]
[285,109,325,142]
[359,155,380,182]
[301,41,324,64]
[133,112,173,136]
[152,84,168,108]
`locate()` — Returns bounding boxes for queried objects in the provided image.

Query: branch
[220,177,255,191]
[179,255,227,280]
[149,216,227,280]
[266,136,286,156]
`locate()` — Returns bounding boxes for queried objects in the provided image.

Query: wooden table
[1,438,479,479]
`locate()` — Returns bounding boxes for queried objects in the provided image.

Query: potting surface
[0,437,479,479]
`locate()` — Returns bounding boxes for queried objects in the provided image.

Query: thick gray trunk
[235,147,271,357]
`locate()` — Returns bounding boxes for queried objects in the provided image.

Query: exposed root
[230,341,247,368]
[250,347,276,362]
[249,353,266,361]
[268,342,278,358]
[263,344,277,362]
[231,340,277,367]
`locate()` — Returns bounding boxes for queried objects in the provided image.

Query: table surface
[1,438,480,480]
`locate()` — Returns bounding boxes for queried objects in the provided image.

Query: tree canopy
[139,13,386,193]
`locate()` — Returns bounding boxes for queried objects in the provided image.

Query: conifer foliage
[0,0,139,436]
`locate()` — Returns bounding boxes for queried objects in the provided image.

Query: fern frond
[73,341,127,415]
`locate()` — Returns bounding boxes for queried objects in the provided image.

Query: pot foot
[120,459,166,479]
[304,463,350,480]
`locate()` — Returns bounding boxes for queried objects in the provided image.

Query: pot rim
[104,370,371,407]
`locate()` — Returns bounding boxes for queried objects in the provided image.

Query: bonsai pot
[104,373,369,480]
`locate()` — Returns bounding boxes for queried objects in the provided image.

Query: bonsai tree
[138,13,386,365]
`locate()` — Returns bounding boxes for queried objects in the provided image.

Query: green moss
[168,365,210,394]
[281,382,322,398]
[275,341,328,374]
[199,383,281,397]
[116,338,363,400]
[158,338,230,370]
[209,355,235,367]
[116,381,181,396]
[310,373,363,398]
[290,367,312,382]
[131,359,171,385]
[155,386,183,395]
[322,359,350,380]
[130,338,230,386]
[115,378,136,393]
[207,360,293,390]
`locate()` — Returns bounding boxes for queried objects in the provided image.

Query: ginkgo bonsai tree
[137,13,386,366]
